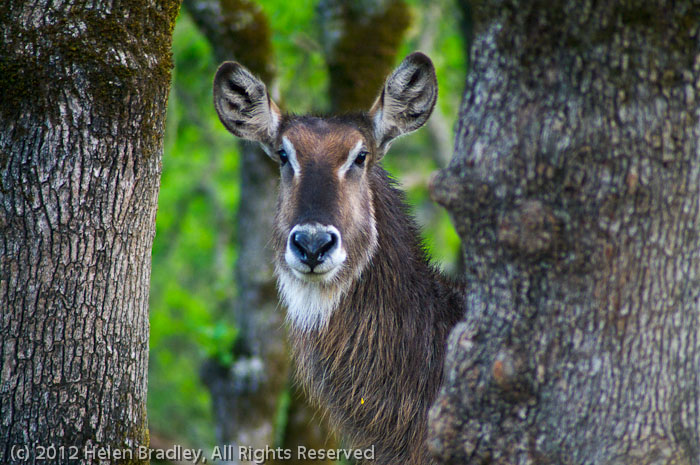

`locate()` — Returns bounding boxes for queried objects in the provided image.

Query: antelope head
[213,53,438,331]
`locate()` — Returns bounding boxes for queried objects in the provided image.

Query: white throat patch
[276,203,379,333]
[276,265,349,332]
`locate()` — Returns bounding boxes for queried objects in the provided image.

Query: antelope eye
[277,149,289,166]
[354,151,368,166]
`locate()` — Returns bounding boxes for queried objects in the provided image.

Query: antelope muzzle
[285,223,347,282]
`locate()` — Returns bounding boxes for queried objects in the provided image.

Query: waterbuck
[213,52,466,465]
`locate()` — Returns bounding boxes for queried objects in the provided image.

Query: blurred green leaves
[149,0,466,449]
[149,12,241,446]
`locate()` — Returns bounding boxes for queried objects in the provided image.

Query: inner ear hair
[213,61,281,148]
[370,52,438,153]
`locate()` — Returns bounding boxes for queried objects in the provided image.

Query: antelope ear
[369,52,438,155]
[213,61,281,151]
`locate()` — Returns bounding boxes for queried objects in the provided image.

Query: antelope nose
[290,230,337,271]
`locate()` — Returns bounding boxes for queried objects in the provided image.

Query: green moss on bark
[0,0,180,160]
[0,2,178,461]
[327,0,411,112]
[218,0,274,83]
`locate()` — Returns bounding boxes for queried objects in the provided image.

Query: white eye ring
[338,140,366,178]
[281,136,301,173]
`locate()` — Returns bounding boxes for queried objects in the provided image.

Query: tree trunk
[0,1,179,463]
[318,0,411,112]
[428,1,700,464]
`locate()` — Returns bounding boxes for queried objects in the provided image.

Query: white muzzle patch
[284,223,346,281]
[279,223,348,331]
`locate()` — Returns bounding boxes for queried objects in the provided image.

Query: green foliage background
[148,0,467,448]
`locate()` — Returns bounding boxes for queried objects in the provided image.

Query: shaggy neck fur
[286,165,466,465]
[276,267,349,330]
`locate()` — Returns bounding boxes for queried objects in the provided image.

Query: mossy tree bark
[318,0,411,113]
[0,0,179,463]
[428,1,699,464]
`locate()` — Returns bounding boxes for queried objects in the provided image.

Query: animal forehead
[281,119,365,164]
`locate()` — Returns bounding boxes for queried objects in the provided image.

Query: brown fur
[267,114,465,464]
[214,53,466,465]
[273,117,379,292]
[286,150,464,464]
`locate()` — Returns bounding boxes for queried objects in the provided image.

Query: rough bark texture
[0,0,179,463]
[428,1,699,464]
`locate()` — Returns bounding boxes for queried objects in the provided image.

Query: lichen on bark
[428,1,700,464]
[0,0,180,462]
